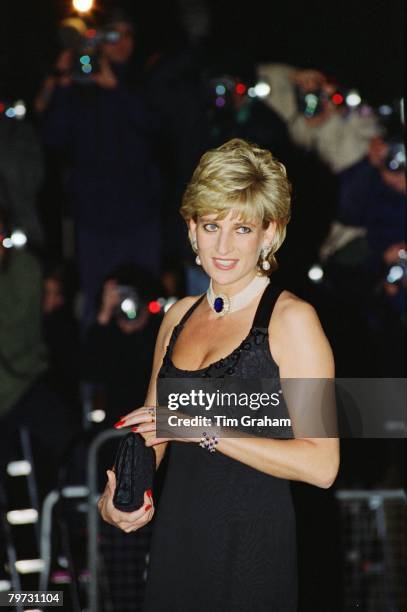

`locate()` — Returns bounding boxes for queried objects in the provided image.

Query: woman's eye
[203,223,218,231]
[237,226,252,234]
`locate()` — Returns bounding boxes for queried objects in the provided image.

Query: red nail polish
[146,489,153,499]
[114,419,126,428]
[131,426,138,432]
[145,504,152,511]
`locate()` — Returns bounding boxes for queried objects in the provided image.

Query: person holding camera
[39,9,164,328]
[82,264,163,425]
[319,129,406,375]
[256,63,380,173]
[333,132,405,267]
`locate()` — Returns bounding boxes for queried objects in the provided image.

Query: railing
[335,489,407,612]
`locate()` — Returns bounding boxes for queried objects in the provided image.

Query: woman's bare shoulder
[271,290,319,331]
[270,290,334,376]
[160,294,204,340]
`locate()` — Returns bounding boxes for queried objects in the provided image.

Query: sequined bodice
[160,321,279,379]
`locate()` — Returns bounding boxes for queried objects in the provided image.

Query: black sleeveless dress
[142,284,298,612]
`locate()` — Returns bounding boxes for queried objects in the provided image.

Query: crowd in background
[0,5,406,611]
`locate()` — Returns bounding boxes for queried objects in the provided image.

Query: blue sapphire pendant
[212,293,230,316]
[214,296,224,313]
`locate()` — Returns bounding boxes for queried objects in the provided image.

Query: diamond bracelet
[199,432,219,453]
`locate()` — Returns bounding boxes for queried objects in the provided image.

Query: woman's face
[189,209,276,288]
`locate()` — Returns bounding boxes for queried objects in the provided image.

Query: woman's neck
[211,270,259,298]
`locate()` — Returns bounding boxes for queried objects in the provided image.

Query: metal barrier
[87,428,126,612]
[335,489,407,611]
[37,428,149,612]
[39,486,89,591]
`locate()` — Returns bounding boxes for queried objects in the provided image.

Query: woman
[98,139,340,611]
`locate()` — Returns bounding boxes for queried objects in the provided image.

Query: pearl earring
[192,239,201,266]
[260,245,271,271]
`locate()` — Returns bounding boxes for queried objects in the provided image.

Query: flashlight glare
[72,0,94,13]
[346,91,362,107]
[254,82,271,98]
[308,264,324,282]
[11,230,27,247]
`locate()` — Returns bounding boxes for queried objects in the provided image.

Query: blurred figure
[320,131,406,375]
[42,263,80,405]
[0,96,44,249]
[0,207,79,500]
[142,47,211,294]
[39,9,164,328]
[0,207,47,419]
[331,133,405,274]
[82,263,163,425]
[256,63,380,173]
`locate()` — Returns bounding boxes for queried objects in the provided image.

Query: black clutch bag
[112,432,156,512]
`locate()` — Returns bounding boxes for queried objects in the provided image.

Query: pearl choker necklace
[206,274,270,316]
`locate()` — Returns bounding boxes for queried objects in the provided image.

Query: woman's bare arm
[204,297,340,488]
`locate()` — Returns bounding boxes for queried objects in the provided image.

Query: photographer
[256,63,380,173]
[337,134,405,261]
[82,263,163,426]
[39,9,164,328]
[320,131,406,375]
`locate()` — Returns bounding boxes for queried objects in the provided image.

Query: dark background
[1,0,405,105]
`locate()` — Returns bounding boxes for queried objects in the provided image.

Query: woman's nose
[216,230,234,255]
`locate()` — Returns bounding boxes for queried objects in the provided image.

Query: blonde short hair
[180,138,292,274]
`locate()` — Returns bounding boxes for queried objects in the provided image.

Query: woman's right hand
[97,470,154,533]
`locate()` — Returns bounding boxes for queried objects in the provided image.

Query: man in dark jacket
[40,11,163,328]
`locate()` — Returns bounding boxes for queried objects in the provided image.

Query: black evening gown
[142,284,298,612]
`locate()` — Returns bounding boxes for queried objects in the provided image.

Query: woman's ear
[188,218,197,243]
[264,221,277,246]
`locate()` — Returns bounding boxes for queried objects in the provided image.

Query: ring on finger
[147,407,156,422]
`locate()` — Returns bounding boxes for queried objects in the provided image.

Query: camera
[295,88,326,118]
[386,251,407,286]
[57,18,122,84]
[295,86,357,118]
[383,141,405,173]
[114,285,144,321]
